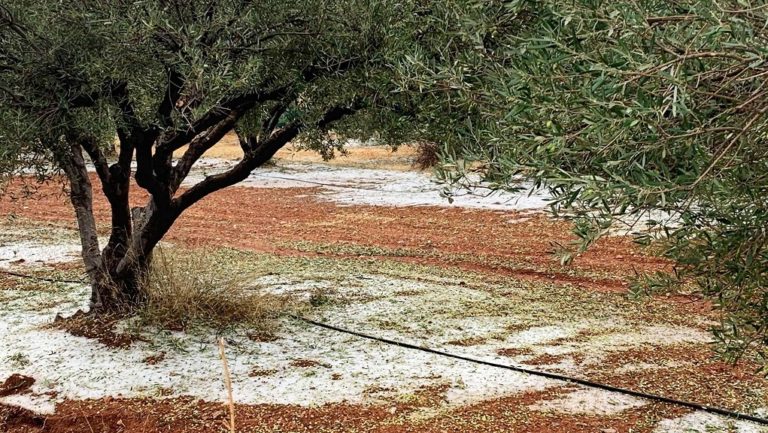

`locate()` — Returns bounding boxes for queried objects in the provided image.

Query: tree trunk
[90,252,151,314]
[58,143,106,310]
[59,143,158,314]
[60,95,356,315]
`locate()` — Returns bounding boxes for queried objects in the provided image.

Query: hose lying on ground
[294,315,768,426]
[5,269,767,426]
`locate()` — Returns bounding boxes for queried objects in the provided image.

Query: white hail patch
[0,242,81,268]
[528,387,646,415]
[0,394,56,415]
[0,243,760,432]
[0,282,557,413]
[181,159,680,233]
[2,270,715,415]
[184,159,551,211]
[654,412,768,433]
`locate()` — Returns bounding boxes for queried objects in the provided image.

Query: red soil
[0,375,35,398]
[1,389,688,433]
[0,174,671,293]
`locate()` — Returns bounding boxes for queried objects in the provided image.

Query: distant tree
[0,1,440,313]
[408,0,768,365]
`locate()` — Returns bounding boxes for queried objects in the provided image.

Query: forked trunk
[58,87,333,315]
[89,206,166,314]
[90,252,151,314]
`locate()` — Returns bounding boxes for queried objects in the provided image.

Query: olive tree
[0,0,437,313]
[408,0,768,364]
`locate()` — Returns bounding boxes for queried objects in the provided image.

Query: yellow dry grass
[171,132,420,171]
[140,247,296,332]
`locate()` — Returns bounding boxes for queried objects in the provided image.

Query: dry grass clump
[139,248,296,332]
[412,141,441,169]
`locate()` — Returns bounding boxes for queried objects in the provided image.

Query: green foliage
[4,0,768,365]
[407,0,768,365]
[0,0,445,175]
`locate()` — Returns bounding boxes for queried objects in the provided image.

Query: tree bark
[61,139,156,313]
[59,143,104,309]
[92,253,151,313]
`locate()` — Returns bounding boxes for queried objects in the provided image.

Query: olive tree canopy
[408,0,768,365]
[0,0,440,312]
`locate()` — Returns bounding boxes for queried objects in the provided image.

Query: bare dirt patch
[0,375,35,398]
[496,348,535,358]
[591,345,768,414]
[0,404,44,430]
[447,337,488,347]
[142,352,166,365]
[50,310,142,349]
[0,390,694,433]
[249,368,278,378]
[289,359,331,369]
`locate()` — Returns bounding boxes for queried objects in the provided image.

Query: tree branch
[111,82,168,205]
[261,100,292,138]
[172,102,360,213]
[170,110,240,192]
[78,135,110,185]
[68,80,129,109]
[157,67,185,127]
[171,125,299,213]
[155,83,290,155]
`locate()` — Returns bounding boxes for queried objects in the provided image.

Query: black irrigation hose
[0,269,86,285]
[294,315,768,427]
[6,269,768,426]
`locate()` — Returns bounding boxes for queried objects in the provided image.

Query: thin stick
[79,409,95,433]
[218,338,236,433]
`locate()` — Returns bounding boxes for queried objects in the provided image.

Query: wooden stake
[218,338,236,433]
